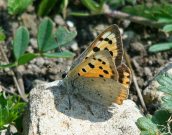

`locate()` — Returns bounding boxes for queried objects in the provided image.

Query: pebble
[30,38,37,49]
[35,58,45,67]
[130,42,146,54]
[70,41,78,51]
[66,20,74,28]
[54,15,65,26]
[20,13,37,36]
[144,67,152,77]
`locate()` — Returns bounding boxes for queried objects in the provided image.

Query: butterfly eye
[62,72,67,78]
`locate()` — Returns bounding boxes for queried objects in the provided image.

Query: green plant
[106,0,136,8]
[0,18,76,69]
[122,3,172,24]
[0,92,26,131]
[137,72,172,135]
[0,27,6,41]
[7,0,33,15]
[122,2,172,53]
[70,0,106,16]
[149,43,172,53]
[37,0,59,16]
[37,0,69,17]
[81,0,105,13]
[37,0,106,17]
[122,2,172,31]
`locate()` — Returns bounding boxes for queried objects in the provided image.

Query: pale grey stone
[23,80,142,135]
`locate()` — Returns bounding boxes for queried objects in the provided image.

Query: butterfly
[63,24,131,106]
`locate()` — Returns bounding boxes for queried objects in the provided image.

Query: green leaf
[55,26,77,47]
[156,73,172,112]
[7,0,32,15]
[0,63,17,69]
[43,51,75,58]
[156,73,172,95]
[0,27,6,41]
[126,0,136,5]
[60,0,69,18]
[13,27,29,60]
[158,86,172,96]
[0,93,26,130]
[149,42,172,53]
[161,96,172,113]
[14,115,23,132]
[106,0,125,8]
[17,53,39,65]
[37,18,57,52]
[158,18,172,23]
[69,12,90,16]
[37,0,58,16]
[122,3,172,24]
[136,116,160,135]
[81,0,105,13]
[162,24,172,32]
[152,110,171,125]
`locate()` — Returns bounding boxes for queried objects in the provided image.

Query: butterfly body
[64,25,131,106]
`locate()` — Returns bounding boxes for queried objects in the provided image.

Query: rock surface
[23,80,142,135]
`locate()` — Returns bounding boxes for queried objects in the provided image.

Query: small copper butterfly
[63,25,131,106]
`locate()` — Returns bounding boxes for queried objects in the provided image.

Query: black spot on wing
[99,66,103,69]
[93,47,100,52]
[108,40,112,44]
[98,59,102,62]
[109,51,113,56]
[103,70,109,74]
[104,38,109,41]
[118,76,123,83]
[88,63,95,68]
[102,61,106,65]
[99,75,104,77]
[82,68,86,72]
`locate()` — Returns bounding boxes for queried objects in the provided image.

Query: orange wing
[114,64,131,105]
[117,64,131,89]
[68,50,119,81]
[70,25,123,70]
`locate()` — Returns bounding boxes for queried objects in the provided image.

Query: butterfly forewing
[70,25,123,70]
[68,50,119,81]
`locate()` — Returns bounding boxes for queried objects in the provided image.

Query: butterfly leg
[68,94,71,110]
[63,78,72,110]
[87,105,94,115]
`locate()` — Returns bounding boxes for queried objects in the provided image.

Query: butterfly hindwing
[73,76,127,106]
[70,25,123,70]
[117,64,131,89]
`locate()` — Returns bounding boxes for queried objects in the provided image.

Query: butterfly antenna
[124,49,132,72]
